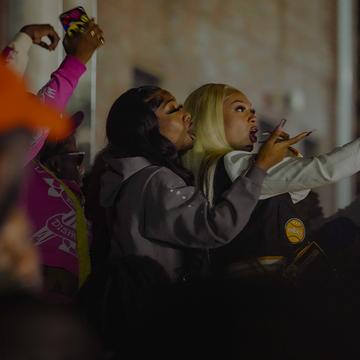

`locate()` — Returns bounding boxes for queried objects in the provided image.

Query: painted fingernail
[278,118,287,128]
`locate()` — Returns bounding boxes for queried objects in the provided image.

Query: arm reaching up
[29,21,104,163]
[2,24,60,75]
[38,20,104,110]
[2,22,104,163]
[225,137,360,197]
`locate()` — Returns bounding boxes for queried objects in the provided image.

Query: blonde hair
[182,84,238,197]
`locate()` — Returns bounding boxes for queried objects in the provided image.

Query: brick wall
[97,0,338,214]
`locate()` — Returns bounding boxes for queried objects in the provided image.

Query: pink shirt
[27,55,86,163]
[24,163,85,275]
[3,35,88,278]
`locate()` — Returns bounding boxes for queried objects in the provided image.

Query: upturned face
[150,90,195,152]
[223,90,258,151]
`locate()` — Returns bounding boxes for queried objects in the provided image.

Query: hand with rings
[63,19,105,64]
[89,26,104,44]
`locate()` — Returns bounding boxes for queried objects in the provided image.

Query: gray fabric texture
[100,155,266,280]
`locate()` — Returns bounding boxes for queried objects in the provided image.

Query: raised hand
[255,126,310,171]
[20,24,60,51]
[63,20,104,64]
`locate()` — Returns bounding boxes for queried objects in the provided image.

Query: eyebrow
[230,100,250,106]
[161,97,176,108]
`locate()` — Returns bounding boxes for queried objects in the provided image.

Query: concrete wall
[97,0,338,214]
[0,0,342,214]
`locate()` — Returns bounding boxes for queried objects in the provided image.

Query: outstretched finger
[266,126,284,145]
[285,131,312,146]
[278,131,290,140]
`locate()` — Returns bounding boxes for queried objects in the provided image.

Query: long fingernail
[278,118,287,129]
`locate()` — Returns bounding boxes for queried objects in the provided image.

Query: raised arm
[145,128,308,247]
[2,24,60,75]
[144,166,266,248]
[224,137,360,196]
[37,20,103,111]
[27,21,104,163]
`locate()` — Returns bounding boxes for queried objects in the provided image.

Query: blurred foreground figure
[0,58,101,359]
[0,291,100,360]
[0,208,41,290]
[3,22,104,300]
[0,59,71,291]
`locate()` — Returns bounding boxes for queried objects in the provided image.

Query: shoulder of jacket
[147,166,186,187]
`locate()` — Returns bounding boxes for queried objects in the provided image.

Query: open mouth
[249,127,258,143]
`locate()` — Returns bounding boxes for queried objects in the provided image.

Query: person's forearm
[225,138,360,196]
[2,32,32,75]
[26,56,86,163]
[144,165,266,248]
[37,55,86,110]
[262,139,360,194]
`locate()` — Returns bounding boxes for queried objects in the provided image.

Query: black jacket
[210,157,308,273]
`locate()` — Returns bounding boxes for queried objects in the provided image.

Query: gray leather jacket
[100,156,266,280]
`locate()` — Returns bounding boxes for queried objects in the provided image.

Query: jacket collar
[100,155,153,207]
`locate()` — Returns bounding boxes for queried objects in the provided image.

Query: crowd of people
[1,20,360,359]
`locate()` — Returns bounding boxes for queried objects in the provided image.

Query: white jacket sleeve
[224,137,360,196]
[3,32,32,75]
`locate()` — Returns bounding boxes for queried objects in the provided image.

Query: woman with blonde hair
[182,83,360,277]
[87,85,309,282]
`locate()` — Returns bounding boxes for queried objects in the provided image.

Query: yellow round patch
[285,218,306,244]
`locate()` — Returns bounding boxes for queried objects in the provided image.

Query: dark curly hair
[105,86,193,185]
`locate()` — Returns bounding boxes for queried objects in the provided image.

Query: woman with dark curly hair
[86,86,307,281]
